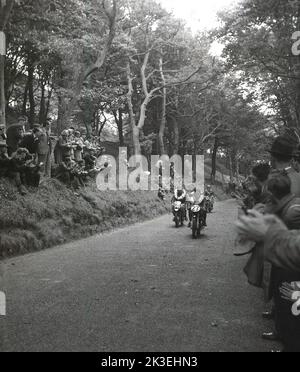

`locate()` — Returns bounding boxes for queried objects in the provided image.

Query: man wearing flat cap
[240,135,300,351]
[236,211,300,352]
[269,136,300,197]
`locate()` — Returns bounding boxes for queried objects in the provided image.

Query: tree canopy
[2,0,290,180]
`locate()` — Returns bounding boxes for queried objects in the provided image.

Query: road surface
[0,200,280,352]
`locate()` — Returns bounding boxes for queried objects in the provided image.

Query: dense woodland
[0,0,300,181]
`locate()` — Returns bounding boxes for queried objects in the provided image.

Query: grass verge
[0,178,171,259]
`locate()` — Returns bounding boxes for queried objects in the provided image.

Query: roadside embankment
[0,179,171,258]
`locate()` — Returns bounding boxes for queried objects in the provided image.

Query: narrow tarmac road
[0,200,280,352]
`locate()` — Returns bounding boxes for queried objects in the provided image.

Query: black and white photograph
[0,0,300,355]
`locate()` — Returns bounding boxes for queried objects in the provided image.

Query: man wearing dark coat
[6,124,24,156]
[269,136,300,197]
[237,207,300,353]
[264,171,300,350]
[239,139,300,349]
[19,127,40,155]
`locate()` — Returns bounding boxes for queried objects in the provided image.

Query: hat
[16,147,29,155]
[0,141,7,147]
[7,123,24,129]
[268,136,297,157]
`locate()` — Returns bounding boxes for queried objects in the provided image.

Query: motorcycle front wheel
[174,213,180,228]
[192,217,198,239]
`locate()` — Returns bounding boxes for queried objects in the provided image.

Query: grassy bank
[0,179,171,259]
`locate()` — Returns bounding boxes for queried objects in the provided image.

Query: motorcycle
[205,195,215,213]
[173,200,185,228]
[191,196,206,239]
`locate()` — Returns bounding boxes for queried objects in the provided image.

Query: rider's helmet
[177,189,183,198]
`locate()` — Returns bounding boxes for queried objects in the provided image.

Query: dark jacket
[286,167,300,198]
[265,194,300,300]
[243,194,300,292]
[20,134,38,155]
[264,224,300,272]
[6,125,24,155]
[274,194,300,230]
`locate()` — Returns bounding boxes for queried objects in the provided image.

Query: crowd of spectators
[0,120,105,194]
[236,136,300,352]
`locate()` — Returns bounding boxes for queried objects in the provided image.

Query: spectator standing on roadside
[56,155,83,189]
[236,211,300,352]
[68,128,75,159]
[19,127,40,156]
[269,136,300,197]
[10,148,31,195]
[6,124,24,156]
[74,131,84,162]
[35,124,50,179]
[54,130,71,165]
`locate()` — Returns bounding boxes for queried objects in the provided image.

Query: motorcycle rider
[198,191,208,227]
[186,187,196,227]
[186,187,208,228]
[171,188,187,221]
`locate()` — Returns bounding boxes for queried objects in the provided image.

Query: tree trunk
[0,54,5,127]
[126,61,140,155]
[132,125,141,156]
[0,0,17,128]
[172,116,179,155]
[296,3,300,131]
[59,0,117,126]
[158,56,167,155]
[236,156,240,179]
[57,94,69,134]
[211,137,219,184]
[0,0,15,31]
[85,122,92,138]
[113,109,124,146]
[39,81,46,125]
[45,86,53,121]
[28,61,35,127]
[22,78,29,116]
[228,152,234,182]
